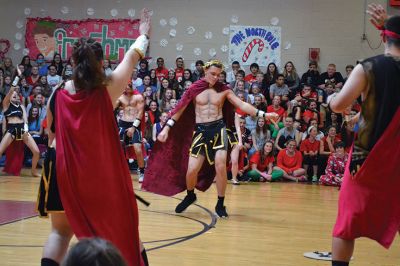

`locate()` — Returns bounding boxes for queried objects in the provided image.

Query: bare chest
[194,89,226,106]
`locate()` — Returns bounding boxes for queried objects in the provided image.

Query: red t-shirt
[322,135,341,152]
[300,138,320,153]
[277,149,303,173]
[303,109,318,120]
[250,151,274,172]
[175,68,184,81]
[155,67,169,81]
[244,74,257,83]
[267,105,286,123]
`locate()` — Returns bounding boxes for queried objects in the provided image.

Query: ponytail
[72,38,106,91]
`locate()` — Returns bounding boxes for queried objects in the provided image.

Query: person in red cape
[329,5,400,266]
[142,60,278,218]
[37,9,151,266]
[115,84,146,182]
[0,85,40,177]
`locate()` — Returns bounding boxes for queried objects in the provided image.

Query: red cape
[55,88,143,266]
[3,141,24,176]
[142,79,234,196]
[333,107,400,248]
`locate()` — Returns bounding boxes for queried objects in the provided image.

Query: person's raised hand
[367,3,388,29]
[139,8,151,37]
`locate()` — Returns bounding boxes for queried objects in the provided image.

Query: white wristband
[24,123,29,132]
[130,35,149,59]
[166,119,175,128]
[256,110,265,118]
[132,118,141,128]
[12,76,20,87]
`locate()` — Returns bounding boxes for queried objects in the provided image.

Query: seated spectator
[131,68,143,88]
[229,69,250,91]
[36,53,48,76]
[46,64,62,91]
[233,79,249,100]
[263,62,279,89]
[28,105,44,143]
[301,119,325,141]
[38,75,52,98]
[319,126,341,157]
[62,238,127,266]
[244,63,259,83]
[26,65,40,86]
[218,71,227,85]
[249,117,271,157]
[174,57,185,81]
[275,116,302,151]
[318,63,344,90]
[137,75,157,94]
[269,74,289,106]
[274,139,306,182]
[343,64,354,84]
[247,141,283,182]
[192,60,204,81]
[20,55,32,77]
[51,53,64,76]
[103,59,113,76]
[302,100,320,126]
[283,61,300,95]
[300,126,320,182]
[267,96,286,139]
[226,61,241,83]
[152,112,168,142]
[155,57,168,82]
[301,61,320,87]
[142,111,153,155]
[247,82,265,104]
[27,92,46,122]
[149,69,158,87]
[18,76,32,106]
[137,59,150,79]
[158,88,175,112]
[147,100,161,124]
[143,86,156,107]
[319,141,347,187]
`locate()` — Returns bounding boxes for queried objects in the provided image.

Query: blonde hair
[204,60,225,71]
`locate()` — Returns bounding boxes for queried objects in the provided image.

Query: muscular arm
[329,64,367,113]
[107,10,150,104]
[2,86,15,110]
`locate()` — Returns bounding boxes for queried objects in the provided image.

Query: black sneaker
[215,205,229,218]
[175,194,197,213]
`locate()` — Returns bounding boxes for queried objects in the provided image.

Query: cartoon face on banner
[26,18,142,61]
[229,25,281,67]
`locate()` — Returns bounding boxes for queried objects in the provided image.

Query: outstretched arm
[226,90,278,120]
[107,9,151,103]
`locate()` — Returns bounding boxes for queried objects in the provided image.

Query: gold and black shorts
[7,123,24,140]
[189,119,237,165]
[37,147,64,217]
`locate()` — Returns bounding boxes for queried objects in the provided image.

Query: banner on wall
[229,25,281,67]
[25,17,142,61]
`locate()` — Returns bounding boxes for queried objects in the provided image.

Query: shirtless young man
[116,84,146,182]
[156,60,278,217]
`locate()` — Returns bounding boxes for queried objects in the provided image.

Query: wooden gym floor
[0,171,399,266]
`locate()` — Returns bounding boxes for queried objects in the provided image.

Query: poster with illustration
[25,17,143,61]
[229,25,281,67]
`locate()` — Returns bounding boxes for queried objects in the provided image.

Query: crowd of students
[0,53,359,186]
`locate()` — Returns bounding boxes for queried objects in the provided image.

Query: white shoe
[139,172,144,183]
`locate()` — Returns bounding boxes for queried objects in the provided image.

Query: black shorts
[7,123,24,140]
[37,147,64,217]
[226,128,239,148]
[303,154,319,165]
[189,119,229,165]
[118,120,142,145]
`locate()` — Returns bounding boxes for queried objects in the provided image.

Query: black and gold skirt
[37,147,64,217]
